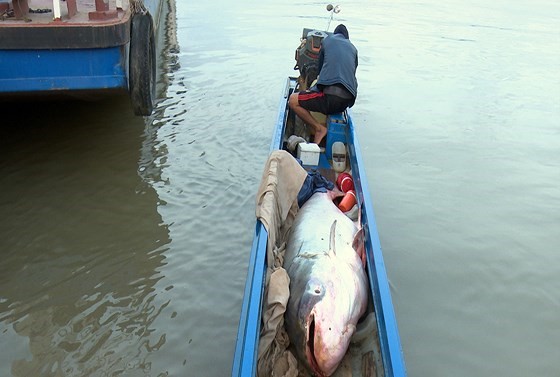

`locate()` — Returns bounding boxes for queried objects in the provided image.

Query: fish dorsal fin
[329,220,337,256]
[352,227,366,266]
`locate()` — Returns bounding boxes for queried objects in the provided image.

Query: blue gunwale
[231,79,289,376]
[231,222,268,375]
[232,77,407,376]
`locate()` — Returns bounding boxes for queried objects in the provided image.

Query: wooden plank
[361,351,376,377]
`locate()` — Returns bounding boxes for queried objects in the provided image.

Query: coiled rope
[130,0,147,15]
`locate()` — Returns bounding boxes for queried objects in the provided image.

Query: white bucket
[332,141,346,172]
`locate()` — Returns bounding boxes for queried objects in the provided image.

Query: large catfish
[284,191,368,376]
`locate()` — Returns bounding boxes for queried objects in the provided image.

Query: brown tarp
[254,150,308,377]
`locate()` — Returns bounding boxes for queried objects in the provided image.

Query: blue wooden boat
[0,0,163,115]
[232,27,407,377]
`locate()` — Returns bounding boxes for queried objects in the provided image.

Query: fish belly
[284,192,368,376]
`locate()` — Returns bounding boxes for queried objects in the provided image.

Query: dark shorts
[297,90,352,115]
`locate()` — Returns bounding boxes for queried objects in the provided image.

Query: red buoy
[336,172,354,193]
[338,190,356,212]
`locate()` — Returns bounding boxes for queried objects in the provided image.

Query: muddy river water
[1,0,559,376]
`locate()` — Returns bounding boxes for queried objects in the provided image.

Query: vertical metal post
[89,0,117,20]
[52,0,61,20]
[12,0,29,18]
[65,0,78,18]
[94,0,109,12]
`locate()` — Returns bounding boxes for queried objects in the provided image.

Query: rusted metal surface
[0,0,130,49]
[11,0,28,18]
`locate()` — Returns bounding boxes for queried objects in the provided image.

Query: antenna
[325,4,341,32]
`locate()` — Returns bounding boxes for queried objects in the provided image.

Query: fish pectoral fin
[344,323,357,336]
[352,228,366,266]
[328,220,337,256]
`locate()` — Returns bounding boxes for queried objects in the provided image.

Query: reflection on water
[0,96,171,376]
[0,1,179,373]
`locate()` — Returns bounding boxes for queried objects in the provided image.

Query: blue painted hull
[232,77,407,376]
[0,47,128,93]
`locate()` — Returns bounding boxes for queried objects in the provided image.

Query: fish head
[297,274,354,376]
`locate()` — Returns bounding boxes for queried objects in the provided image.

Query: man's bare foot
[313,124,327,144]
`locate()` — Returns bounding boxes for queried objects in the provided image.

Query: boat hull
[0,0,163,114]
[0,47,128,93]
[232,77,407,376]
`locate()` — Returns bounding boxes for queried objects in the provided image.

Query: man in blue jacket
[289,24,358,144]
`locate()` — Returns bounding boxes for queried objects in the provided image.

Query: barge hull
[0,47,128,93]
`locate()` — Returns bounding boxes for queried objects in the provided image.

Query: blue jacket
[317,33,358,105]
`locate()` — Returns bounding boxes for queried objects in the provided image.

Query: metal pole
[52,0,61,20]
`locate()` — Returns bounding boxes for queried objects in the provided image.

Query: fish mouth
[306,314,326,377]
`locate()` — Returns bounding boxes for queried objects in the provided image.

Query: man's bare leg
[288,93,327,144]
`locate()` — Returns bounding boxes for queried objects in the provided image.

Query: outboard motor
[294,28,329,89]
